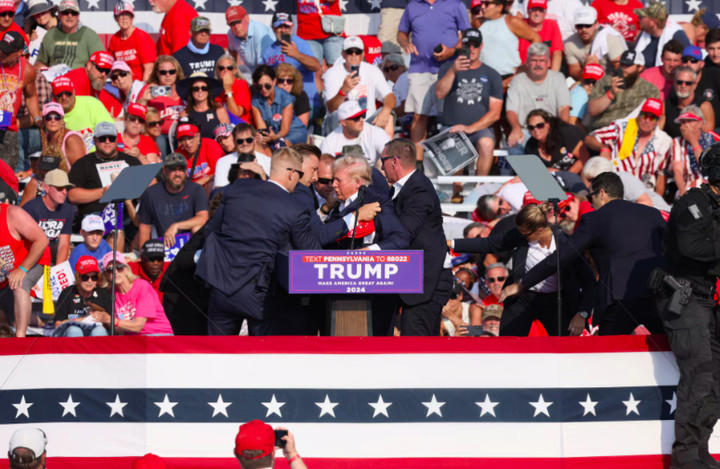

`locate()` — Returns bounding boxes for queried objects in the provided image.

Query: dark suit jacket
[195,179,321,319]
[522,199,665,311]
[292,183,349,246]
[325,186,410,250]
[393,170,449,304]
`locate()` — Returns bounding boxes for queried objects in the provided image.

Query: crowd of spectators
[0,0,718,338]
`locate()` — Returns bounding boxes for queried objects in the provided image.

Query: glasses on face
[44,114,62,122]
[676,79,694,86]
[56,91,72,99]
[94,64,111,75]
[640,112,659,121]
[110,71,129,81]
[576,23,594,30]
[487,276,506,283]
[317,177,332,185]
[59,10,79,16]
[380,155,395,164]
[79,273,98,281]
[217,65,235,71]
[146,120,162,128]
[528,7,545,12]
[158,69,177,76]
[682,57,699,64]
[587,189,599,201]
[287,167,304,179]
[345,48,363,55]
[471,6,482,14]
[105,263,127,273]
[260,83,273,90]
[166,164,186,172]
[348,114,366,122]
[582,79,597,86]
[277,77,294,85]
[235,137,254,145]
[0,11,13,18]
[527,121,546,131]
[96,135,117,143]
[383,64,400,73]
[191,85,209,92]
[127,115,144,124]
[144,256,164,263]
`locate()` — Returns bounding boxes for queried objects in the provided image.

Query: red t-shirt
[108,28,158,81]
[296,0,342,41]
[0,158,17,193]
[1,22,29,46]
[215,79,252,124]
[148,94,184,134]
[592,0,644,43]
[117,133,161,157]
[64,68,124,117]
[518,18,562,64]
[157,0,198,56]
[0,57,27,132]
[178,138,224,182]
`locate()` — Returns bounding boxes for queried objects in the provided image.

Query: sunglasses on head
[59,10,79,15]
[96,135,117,143]
[44,114,62,121]
[277,77,294,84]
[576,23,594,29]
[235,137,254,145]
[345,48,363,55]
[146,120,162,128]
[217,65,235,71]
[676,79,694,86]
[383,64,400,73]
[527,121,546,131]
[317,177,332,185]
[94,64,111,75]
[79,273,98,281]
[191,85,209,92]
[56,91,72,99]
[487,276,506,283]
[682,57,699,64]
[158,69,177,76]
[110,71,129,80]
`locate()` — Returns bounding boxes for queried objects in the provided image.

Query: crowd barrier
[0,334,704,468]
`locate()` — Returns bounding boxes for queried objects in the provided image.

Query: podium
[287,250,424,336]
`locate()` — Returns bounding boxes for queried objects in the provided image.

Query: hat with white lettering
[482,304,503,321]
[81,214,105,233]
[75,255,100,275]
[271,12,292,28]
[42,102,64,117]
[581,63,604,81]
[0,0,14,13]
[90,50,114,69]
[113,0,134,16]
[640,97,663,117]
[141,240,166,259]
[51,76,74,95]
[110,59,132,73]
[338,100,366,121]
[343,36,364,52]
[0,31,25,55]
[44,169,74,189]
[57,0,79,13]
[619,49,645,67]
[127,103,147,119]
[191,16,211,33]
[94,121,117,139]
[101,251,129,271]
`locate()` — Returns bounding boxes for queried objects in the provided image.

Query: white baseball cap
[337,100,367,121]
[81,214,105,233]
[343,36,364,52]
[574,6,597,25]
[9,428,47,462]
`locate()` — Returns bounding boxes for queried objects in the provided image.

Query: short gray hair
[485,263,508,276]
[527,42,550,59]
[333,154,372,184]
[583,156,614,180]
[674,65,697,81]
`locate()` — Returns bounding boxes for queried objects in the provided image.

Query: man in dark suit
[381,138,452,335]
[195,148,322,336]
[500,172,666,335]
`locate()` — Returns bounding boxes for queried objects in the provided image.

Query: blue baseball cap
[682,45,703,61]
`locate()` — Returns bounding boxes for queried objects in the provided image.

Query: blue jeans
[55,322,108,337]
[17,127,41,172]
[306,36,344,65]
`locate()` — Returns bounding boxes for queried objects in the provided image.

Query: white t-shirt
[320,123,390,165]
[323,61,393,116]
[526,235,558,293]
[213,151,271,188]
[391,71,409,105]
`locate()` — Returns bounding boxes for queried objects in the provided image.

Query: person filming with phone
[234,420,307,469]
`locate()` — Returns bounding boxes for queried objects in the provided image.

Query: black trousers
[661,293,720,467]
[500,290,569,336]
[400,270,453,336]
[598,297,662,335]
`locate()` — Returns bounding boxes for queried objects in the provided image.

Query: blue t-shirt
[251,87,308,143]
[23,199,76,263]
[569,85,589,119]
[262,35,319,107]
[68,239,112,272]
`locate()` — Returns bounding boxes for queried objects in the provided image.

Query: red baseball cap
[640,98,663,117]
[52,76,74,95]
[674,111,703,123]
[132,453,167,469]
[470,0,482,8]
[581,63,604,81]
[234,420,275,459]
[176,123,199,139]
[226,5,247,24]
[0,0,14,13]
[127,103,147,119]
[527,0,547,9]
[75,255,100,275]
[89,51,114,69]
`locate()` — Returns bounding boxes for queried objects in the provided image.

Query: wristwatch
[226,91,233,98]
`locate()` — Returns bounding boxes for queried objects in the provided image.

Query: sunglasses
[157,69,177,76]
[277,77,294,84]
[528,7,546,12]
[640,112,659,121]
[79,273,98,281]
[55,91,72,99]
[59,10,79,15]
[260,83,273,90]
[105,263,127,272]
[146,121,162,128]
[471,6,482,14]
[527,122,546,131]
[0,11,13,17]
[96,135,117,143]
[682,57,699,64]
[44,114,62,121]
[287,167,304,179]
[144,256,164,263]
[676,79,694,86]
[582,79,597,86]
[383,64,400,73]
[127,115,144,124]
[192,85,209,92]
[110,71,129,80]
[317,177,332,185]
[235,137,254,145]
[345,48,363,55]
[575,23,594,29]
[217,65,235,71]
[94,64,111,75]
[487,276,506,283]
[380,155,395,164]
[166,164,186,172]
[348,114,366,122]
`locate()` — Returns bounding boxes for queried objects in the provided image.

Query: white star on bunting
[529,394,553,418]
[579,393,598,417]
[338,0,348,11]
[315,395,339,418]
[262,394,285,417]
[228,0,243,5]
[685,0,702,12]
[666,393,677,415]
[421,394,446,417]
[13,395,33,419]
[367,0,382,10]
[154,394,178,418]
[475,394,499,417]
[262,0,278,11]
[85,0,100,8]
[59,394,80,417]
[369,394,392,418]
[623,393,641,416]
[208,394,232,418]
[106,394,127,418]
[192,0,207,9]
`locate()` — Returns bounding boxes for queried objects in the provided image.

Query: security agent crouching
[659,142,720,469]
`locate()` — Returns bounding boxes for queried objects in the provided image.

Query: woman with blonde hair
[214,54,252,125]
[275,63,310,127]
[142,55,186,154]
[39,102,85,171]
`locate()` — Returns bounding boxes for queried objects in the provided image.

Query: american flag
[0,335,695,468]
